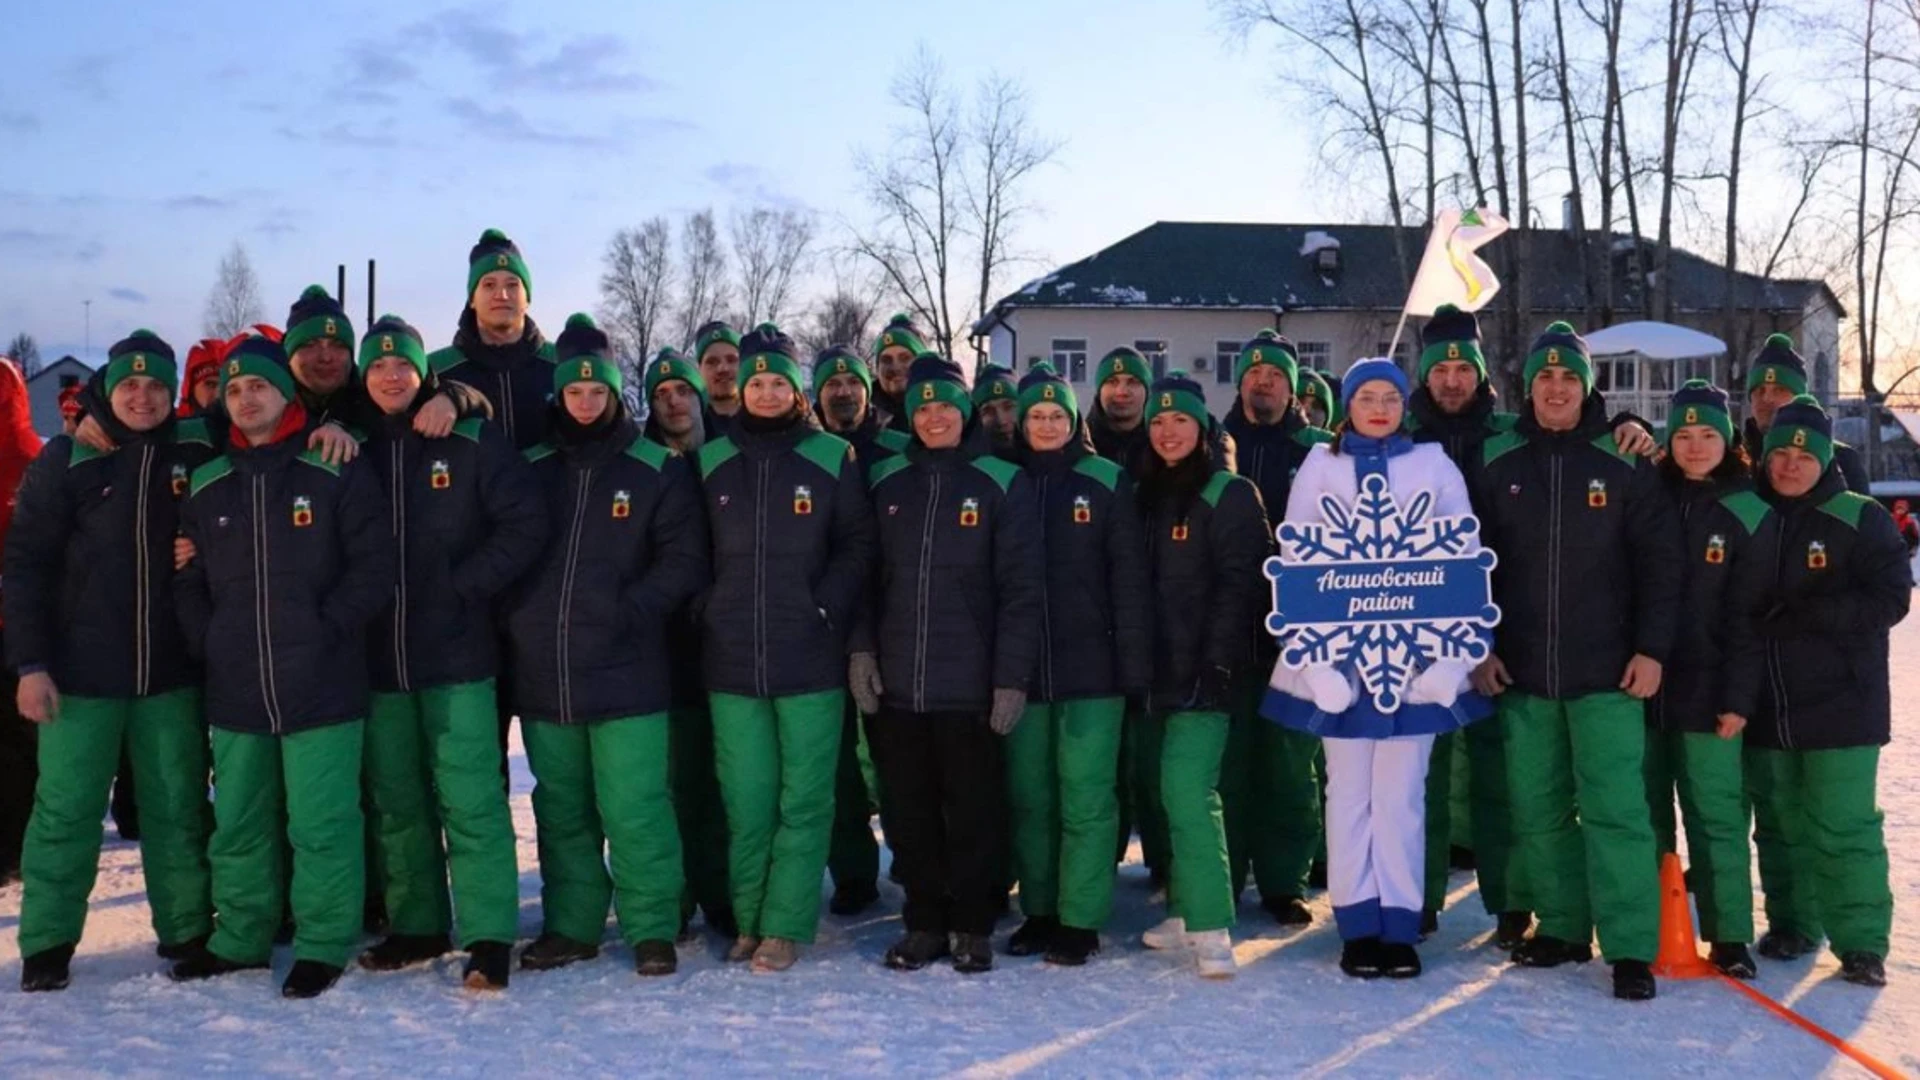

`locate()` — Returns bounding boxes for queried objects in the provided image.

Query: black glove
[1186,666,1234,711]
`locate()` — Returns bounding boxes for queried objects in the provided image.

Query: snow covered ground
[5,607,1920,1078]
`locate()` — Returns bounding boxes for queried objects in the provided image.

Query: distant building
[25,355,93,438]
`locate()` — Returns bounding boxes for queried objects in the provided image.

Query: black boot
[156,933,210,961]
[1612,959,1657,1001]
[829,880,880,917]
[1307,861,1329,890]
[1710,943,1758,980]
[1756,928,1819,961]
[1495,911,1534,951]
[1840,952,1887,987]
[633,939,677,977]
[168,946,268,983]
[1380,942,1422,979]
[463,941,511,991]
[282,960,344,999]
[1340,937,1385,979]
[358,933,452,972]
[1263,896,1313,926]
[884,930,950,971]
[952,933,994,974]
[1007,916,1058,957]
[21,944,75,992]
[1510,935,1593,968]
[518,933,599,971]
[1419,909,1439,941]
[1044,927,1100,967]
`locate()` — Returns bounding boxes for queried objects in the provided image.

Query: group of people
[0,228,1905,1008]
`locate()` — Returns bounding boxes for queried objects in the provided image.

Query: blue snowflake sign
[1264,471,1501,712]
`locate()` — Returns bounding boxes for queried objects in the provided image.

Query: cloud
[73,240,104,263]
[60,54,113,102]
[256,209,301,238]
[410,8,659,95]
[444,98,607,147]
[165,194,233,211]
[108,287,147,303]
[0,111,38,134]
[702,162,808,210]
[337,51,419,106]
[0,228,63,250]
[277,120,400,148]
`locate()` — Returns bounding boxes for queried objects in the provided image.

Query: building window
[1373,340,1411,365]
[1135,340,1169,382]
[1052,338,1088,384]
[1297,342,1332,370]
[1215,340,1240,384]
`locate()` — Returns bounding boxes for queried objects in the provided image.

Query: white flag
[1403,208,1509,316]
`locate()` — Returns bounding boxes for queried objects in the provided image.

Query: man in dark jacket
[1742,334,1870,496]
[870,314,929,433]
[167,334,395,999]
[1745,396,1909,987]
[693,321,743,422]
[1087,347,1153,476]
[1218,329,1332,925]
[7,331,216,992]
[644,346,721,454]
[428,229,558,451]
[1471,322,1683,1001]
[974,363,1021,458]
[853,354,1043,974]
[354,316,547,991]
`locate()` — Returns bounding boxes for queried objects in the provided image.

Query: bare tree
[962,73,1061,343]
[1710,0,1772,368]
[4,332,41,379]
[203,242,264,338]
[732,206,818,327]
[598,218,674,382]
[1652,0,1703,319]
[797,291,883,359]
[674,209,732,348]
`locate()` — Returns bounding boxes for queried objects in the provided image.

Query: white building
[25,355,93,438]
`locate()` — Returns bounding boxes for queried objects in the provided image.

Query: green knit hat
[973,364,1018,407]
[1417,303,1487,383]
[1522,321,1593,397]
[1763,395,1835,471]
[645,346,707,406]
[905,354,973,423]
[104,329,177,398]
[1016,361,1079,424]
[1095,347,1151,389]
[1746,333,1810,395]
[553,313,621,395]
[468,228,531,302]
[811,345,872,397]
[282,285,355,359]
[1665,379,1734,450]
[694,320,741,363]
[220,334,298,403]
[1296,368,1342,428]
[738,323,804,397]
[357,315,429,379]
[1145,371,1211,428]
[872,313,928,359]
[1234,330,1301,392]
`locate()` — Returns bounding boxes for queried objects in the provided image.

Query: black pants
[868,707,1006,936]
[0,635,35,879]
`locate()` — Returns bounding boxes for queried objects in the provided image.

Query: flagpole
[1387,309,1411,365]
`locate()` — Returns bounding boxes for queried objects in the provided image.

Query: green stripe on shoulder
[1489,411,1519,433]
[869,453,911,489]
[1199,470,1241,509]
[969,454,1020,493]
[1482,429,1526,466]
[1589,432,1636,466]
[1816,490,1873,530]
[697,436,740,480]
[68,440,111,467]
[450,418,485,444]
[798,431,853,478]
[875,428,911,455]
[189,457,234,496]
[1717,489,1772,536]
[1072,454,1123,492]
[535,341,558,363]
[1294,425,1334,448]
[625,435,670,471]
[173,417,213,448]
[524,443,557,464]
[427,346,467,375]
[296,448,342,477]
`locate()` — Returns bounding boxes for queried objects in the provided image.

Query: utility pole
[83,299,92,363]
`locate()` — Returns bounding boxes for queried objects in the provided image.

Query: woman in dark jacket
[1133,371,1271,980]
[1002,363,1152,967]
[1646,381,1776,980]
[505,315,709,978]
[695,324,874,973]
[1747,395,1910,987]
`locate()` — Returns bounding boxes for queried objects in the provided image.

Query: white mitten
[1407,660,1466,708]
[1303,666,1355,714]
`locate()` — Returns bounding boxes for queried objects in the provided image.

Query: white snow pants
[1322,733,1436,945]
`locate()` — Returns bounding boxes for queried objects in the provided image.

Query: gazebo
[1582,321,1726,427]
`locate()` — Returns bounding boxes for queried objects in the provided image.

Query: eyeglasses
[1350,393,1404,410]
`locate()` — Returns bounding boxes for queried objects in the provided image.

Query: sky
[0,0,1333,364]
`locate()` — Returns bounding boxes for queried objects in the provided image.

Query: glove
[1302,666,1355,714]
[1187,666,1234,711]
[848,652,884,716]
[1406,660,1464,708]
[989,688,1028,735]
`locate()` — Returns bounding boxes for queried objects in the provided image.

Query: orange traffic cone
[1652,851,1717,979]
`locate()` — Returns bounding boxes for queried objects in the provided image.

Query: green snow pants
[206,720,364,967]
[1745,745,1891,958]
[1006,696,1123,931]
[670,703,731,924]
[1500,691,1659,963]
[1644,728,1753,944]
[710,690,843,944]
[18,689,210,955]
[523,713,681,947]
[826,700,880,891]
[1424,715,1524,915]
[1160,709,1235,933]
[364,681,518,947]
[1223,673,1321,902]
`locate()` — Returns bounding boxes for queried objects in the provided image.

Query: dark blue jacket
[4,419,217,698]
[1221,402,1332,528]
[1648,475,1777,733]
[174,432,395,734]
[363,412,547,693]
[1139,458,1272,711]
[429,311,559,451]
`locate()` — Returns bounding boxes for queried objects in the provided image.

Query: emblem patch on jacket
[794,485,813,515]
[959,496,980,527]
[170,464,188,497]
[613,490,632,519]
[1807,540,1828,569]
[292,496,313,528]
[1587,479,1607,508]
[1073,495,1091,524]
[1705,534,1726,564]
[1172,521,1190,542]
[430,460,451,489]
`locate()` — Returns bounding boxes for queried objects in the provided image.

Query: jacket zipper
[556,466,592,722]
[391,439,411,692]
[1766,514,1792,748]
[1546,452,1562,699]
[133,444,154,696]
[913,473,940,712]
[500,371,516,445]
[1037,473,1054,701]
[253,475,285,733]
[753,459,770,696]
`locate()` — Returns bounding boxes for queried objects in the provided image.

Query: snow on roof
[1090,284,1148,305]
[1299,231,1341,257]
[1584,320,1726,360]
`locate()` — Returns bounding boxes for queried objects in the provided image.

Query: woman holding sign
[1262,359,1494,980]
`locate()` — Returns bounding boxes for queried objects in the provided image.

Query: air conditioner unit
[1194,356,1211,372]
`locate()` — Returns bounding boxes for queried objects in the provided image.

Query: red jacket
[0,360,46,626]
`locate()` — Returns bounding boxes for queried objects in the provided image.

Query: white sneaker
[1142,916,1187,950]
[1191,930,1237,978]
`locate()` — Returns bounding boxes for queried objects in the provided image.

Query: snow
[6,612,1920,1076]
[1089,285,1148,305]
[1585,321,1727,361]
[1300,231,1342,257]
[1017,274,1058,298]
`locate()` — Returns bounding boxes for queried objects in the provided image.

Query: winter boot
[168,946,268,983]
[518,932,599,972]
[1381,943,1422,979]
[1757,928,1819,961]
[1045,927,1100,967]
[952,933,994,975]
[358,932,452,972]
[1308,860,1329,890]
[1141,915,1188,951]
[725,935,761,964]
[282,960,344,999]
[1419,909,1439,940]
[883,931,950,971]
[751,938,798,974]
[704,905,739,940]
[363,895,389,936]
[1495,911,1534,951]
[1263,896,1313,926]
[1340,937,1385,979]
[1710,943,1758,980]
[1839,952,1887,987]
[156,933,210,961]
[20,944,75,993]
[634,940,678,977]
[463,941,511,991]
[1611,960,1657,1001]
[829,880,880,917]
[1510,935,1593,968]
[1007,916,1058,957]
[1191,930,1236,979]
